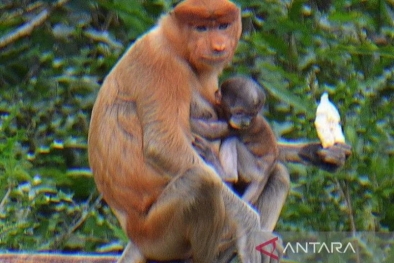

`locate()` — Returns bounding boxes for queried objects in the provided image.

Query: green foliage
[0,0,393,255]
[234,0,394,233]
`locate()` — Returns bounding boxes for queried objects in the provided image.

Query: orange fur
[88,0,254,261]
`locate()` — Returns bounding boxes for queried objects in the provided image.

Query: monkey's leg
[234,140,276,205]
[219,137,239,182]
[220,185,282,263]
[142,166,226,263]
[254,163,290,231]
[216,164,288,263]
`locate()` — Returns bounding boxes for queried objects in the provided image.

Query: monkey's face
[223,98,260,130]
[173,0,241,71]
[220,77,266,130]
[185,21,240,71]
[228,111,257,130]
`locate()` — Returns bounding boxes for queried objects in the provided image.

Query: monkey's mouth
[231,124,250,130]
[229,120,251,130]
[201,54,230,64]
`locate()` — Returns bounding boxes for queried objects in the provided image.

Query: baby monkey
[192,76,279,204]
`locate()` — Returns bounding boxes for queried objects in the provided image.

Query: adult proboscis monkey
[88,0,281,262]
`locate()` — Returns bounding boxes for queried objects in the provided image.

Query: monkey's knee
[181,166,224,215]
[276,162,290,179]
[254,163,290,231]
[272,162,290,191]
[142,166,225,261]
[156,165,225,228]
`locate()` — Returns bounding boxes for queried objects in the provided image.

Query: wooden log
[0,253,118,263]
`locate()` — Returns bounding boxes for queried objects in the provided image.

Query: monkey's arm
[278,142,352,172]
[190,118,231,140]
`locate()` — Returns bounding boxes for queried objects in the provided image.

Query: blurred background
[0,0,393,256]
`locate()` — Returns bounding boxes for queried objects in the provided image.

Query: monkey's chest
[190,92,218,121]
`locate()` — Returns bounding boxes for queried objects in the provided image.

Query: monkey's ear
[214,90,222,105]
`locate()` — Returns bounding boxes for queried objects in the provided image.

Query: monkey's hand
[192,135,217,163]
[279,142,351,172]
[244,231,283,263]
[299,142,351,172]
[192,135,228,179]
[216,230,283,263]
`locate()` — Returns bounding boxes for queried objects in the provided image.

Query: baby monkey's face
[220,77,265,130]
[227,106,260,130]
[222,91,263,129]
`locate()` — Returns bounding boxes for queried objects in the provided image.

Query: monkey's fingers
[335,142,352,157]
[318,142,352,166]
[296,142,351,172]
[250,231,283,263]
[192,135,230,180]
[192,135,215,161]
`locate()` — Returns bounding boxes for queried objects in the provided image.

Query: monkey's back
[88,28,194,241]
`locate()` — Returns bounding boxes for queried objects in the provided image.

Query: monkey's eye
[218,23,230,30]
[195,25,208,32]
[232,109,244,116]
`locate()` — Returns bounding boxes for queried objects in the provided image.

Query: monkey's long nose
[213,43,226,53]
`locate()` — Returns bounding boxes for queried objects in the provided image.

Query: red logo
[255,236,279,260]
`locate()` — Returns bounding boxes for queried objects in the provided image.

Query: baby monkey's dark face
[220,77,266,130]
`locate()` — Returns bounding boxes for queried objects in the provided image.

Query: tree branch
[0,253,118,263]
[0,0,70,49]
